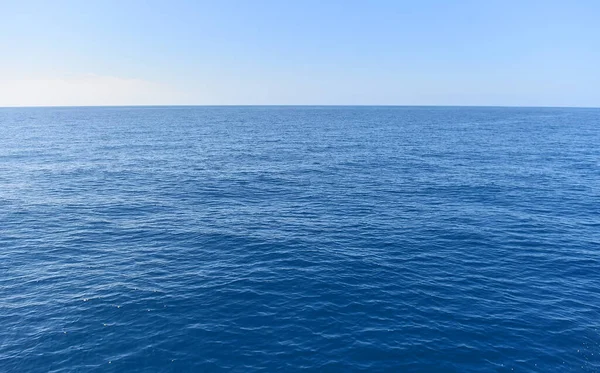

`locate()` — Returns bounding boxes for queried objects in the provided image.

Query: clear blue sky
[1,0,599,106]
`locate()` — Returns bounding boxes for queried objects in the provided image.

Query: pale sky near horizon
[1,0,599,107]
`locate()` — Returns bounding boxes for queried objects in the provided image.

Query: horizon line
[1,104,599,109]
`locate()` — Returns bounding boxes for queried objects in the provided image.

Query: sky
[1,0,599,107]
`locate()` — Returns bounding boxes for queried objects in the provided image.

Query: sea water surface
[1,106,599,372]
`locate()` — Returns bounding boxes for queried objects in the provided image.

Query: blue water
[1,106,599,372]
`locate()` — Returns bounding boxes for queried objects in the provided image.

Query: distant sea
[1,106,599,372]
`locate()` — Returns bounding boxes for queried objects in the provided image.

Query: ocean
[1,106,599,372]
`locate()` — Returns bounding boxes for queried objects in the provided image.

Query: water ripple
[1,106,599,372]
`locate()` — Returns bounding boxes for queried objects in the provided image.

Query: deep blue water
[1,106,599,372]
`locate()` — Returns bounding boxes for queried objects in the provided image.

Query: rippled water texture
[1,106,599,372]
